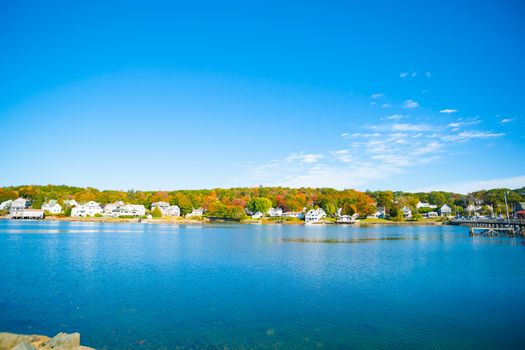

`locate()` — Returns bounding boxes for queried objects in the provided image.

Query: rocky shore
[0,332,93,350]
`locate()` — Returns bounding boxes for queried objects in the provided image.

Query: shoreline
[0,216,446,226]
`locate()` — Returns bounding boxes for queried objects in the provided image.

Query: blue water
[1,220,524,349]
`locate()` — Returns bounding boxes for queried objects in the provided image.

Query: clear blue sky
[1,0,524,193]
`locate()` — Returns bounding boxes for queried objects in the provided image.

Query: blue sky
[1,0,524,193]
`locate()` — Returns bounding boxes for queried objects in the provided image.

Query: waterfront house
[104,201,124,215]
[467,204,482,214]
[401,206,412,219]
[367,206,386,219]
[0,200,13,211]
[41,200,62,214]
[112,204,146,217]
[186,208,204,217]
[267,208,283,217]
[425,211,438,218]
[151,201,170,210]
[11,198,31,210]
[63,199,78,207]
[282,211,305,219]
[439,204,452,216]
[416,201,437,209]
[337,215,356,224]
[252,211,263,219]
[305,208,327,223]
[10,209,45,220]
[71,201,103,217]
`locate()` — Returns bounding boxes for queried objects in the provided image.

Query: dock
[449,218,525,236]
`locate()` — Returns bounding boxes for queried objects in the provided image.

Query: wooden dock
[449,218,525,236]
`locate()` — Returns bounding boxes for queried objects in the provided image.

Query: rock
[11,343,36,350]
[41,333,80,349]
[0,332,93,350]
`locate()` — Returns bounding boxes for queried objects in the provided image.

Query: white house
[467,204,482,214]
[282,211,305,219]
[367,206,386,219]
[10,209,45,220]
[0,200,13,210]
[11,198,31,210]
[401,206,412,219]
[104,201,124,215]
[251,211,263,219]
[41,200,62,214]
[267,208,283,217]
[305,208,327,223]
[151,201,170,210]
[439,204,452,216]
[71,201,103,217]
[155,205,180,217]
[112,204,146,217]
[186,208,204,217]
[63,199,78,207]
[416,202,438,209]
[425,211,438,218]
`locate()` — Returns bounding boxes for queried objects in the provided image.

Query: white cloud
[341,132,349,138]
[410,175,525,194]
[441,131,505,142]
[500,118,514,124]
[387,114,404,121]
[402,99,419,109]
[287,153,324,163]
[382,103,392,108]
[440,109,458,114]
[371,93,384,99]
[400,72,409,78]
[392,123,430,131]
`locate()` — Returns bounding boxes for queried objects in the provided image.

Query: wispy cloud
[286,153,324,163]
[371,93,384,99]
[500,118,514,124]
[402,99,419,109]
[441,131,504,142]
[392,123,430,131]
[410,175,525,194]
[382,103,392,108]
[387,114,404,121]
[440,108,458,114]
[400,72,409,78]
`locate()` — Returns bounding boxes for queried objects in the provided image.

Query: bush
[151,207,162,218]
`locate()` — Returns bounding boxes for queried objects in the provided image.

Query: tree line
[0,185,523,220]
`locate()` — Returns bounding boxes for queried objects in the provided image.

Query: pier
[449,218,525,236]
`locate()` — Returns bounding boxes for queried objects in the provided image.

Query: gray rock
[41,333,80,349]
[11,343,36,350]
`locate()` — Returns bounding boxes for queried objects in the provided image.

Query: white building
[467,204,482,214]
[0,200,13,210]
[439,204,452,216]
[11,198,31,210]
[10,209,45,220]
[186,208,204,217]
[282,211,304,219]
[401,206,412,219]
[63,199,78,207]
[251,211,263,219]
[416,202,437,209]
[425,211,438,218]
[367,206,386,219]
[112,204,146,217]
[151,201,170,210]
[267,208,283,217]
[305,208,327,223]
[71,201,103,217]
[41,200,62,214]
[104,201,124,215]
[159,205,180,217]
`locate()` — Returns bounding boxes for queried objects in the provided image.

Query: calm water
[1,220,524,349]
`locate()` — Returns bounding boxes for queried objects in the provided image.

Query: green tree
[247,197,272,214]
[151,207,163,218]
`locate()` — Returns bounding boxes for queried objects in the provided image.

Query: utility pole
[504,191,510,225]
